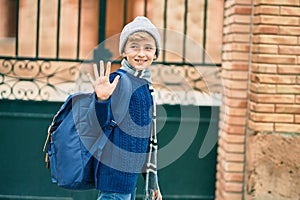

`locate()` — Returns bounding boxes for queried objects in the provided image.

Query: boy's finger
[93,64,99,79]
[99,60,105,77]
[105,61,111,77]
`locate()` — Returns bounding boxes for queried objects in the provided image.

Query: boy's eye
[145,46,154,51]
[130,45,139,49]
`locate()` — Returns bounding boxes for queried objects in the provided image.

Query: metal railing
[0,0,222,102]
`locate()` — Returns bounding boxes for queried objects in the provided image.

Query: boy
[88,16,162,200]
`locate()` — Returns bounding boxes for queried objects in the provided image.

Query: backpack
[43,70,131,190]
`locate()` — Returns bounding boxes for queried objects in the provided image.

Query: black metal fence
[1,0,220,64]
[0,0,222,101]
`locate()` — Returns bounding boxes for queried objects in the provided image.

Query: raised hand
[87,60,120,101]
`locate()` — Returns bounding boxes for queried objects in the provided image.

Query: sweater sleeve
[94,94,112,129]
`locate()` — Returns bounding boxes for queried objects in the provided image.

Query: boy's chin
[133,65,148,71]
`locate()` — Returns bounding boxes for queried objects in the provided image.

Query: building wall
[216,0,300,199]
[215,0,252,199]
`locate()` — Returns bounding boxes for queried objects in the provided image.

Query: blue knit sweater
[93,70,153,194]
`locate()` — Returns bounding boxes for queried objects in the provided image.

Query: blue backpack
[43,70,131,190]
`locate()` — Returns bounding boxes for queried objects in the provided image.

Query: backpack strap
[110,69,132,125]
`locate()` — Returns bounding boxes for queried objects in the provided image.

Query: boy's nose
[137,48,146,56]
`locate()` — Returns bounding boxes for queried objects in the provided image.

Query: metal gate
[0,0,222,199]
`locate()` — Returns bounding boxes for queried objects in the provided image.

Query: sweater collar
[120,59,152,84]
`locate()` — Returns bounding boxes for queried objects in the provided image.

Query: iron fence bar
[111,60,221,67]
[202,0,208,63]
[182,0,188,63]
[0,55,221,67]
[56,0,61,59]
[123,0,128,26]
[76,0,82,59]
[36,0,41,58]
[98,0,106,44]
[15,0,19,56]
[152,61,221,67]
[162,0,168,62]
[144,0,148,17]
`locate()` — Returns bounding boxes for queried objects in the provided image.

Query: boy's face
[122,33,157,71]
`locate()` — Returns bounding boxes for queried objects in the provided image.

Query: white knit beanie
[119,16,161,58]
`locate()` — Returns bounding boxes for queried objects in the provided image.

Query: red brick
[279,46,300,55]
[224,98,248,108]
[254,0,300,6]
[250,93,295,103]
[221,131,246,143]
[218,146,245,162]
[276,104,300,113]
[252,44,278,54]
[252,25,279,34]
[223,123,246,135]
[253,35,298,45]
[223,172,244,182]
[254,15,299,25]
[224,24,251,34]
[232,15,251,24]
[275,123,300,132]
[225,88,248,98]
[223,43,250,52]
[250,112,294,122]
[225,5,252,16]
[222,70,249,80]
[222,161,244,172]
[224,106,247,116]
[248,120,274,131]
[223,182,243,193]
[223,79,248,90]
[279,26,300,36]
[226,152,245,163]
[254,5,279,15]
[296,95,300,103]
[251,83,276,93]
[223,33,251,43]
[222,52,250,61]
[295,115,300,123]
[222,61,249,70]
[225,0,252,9]
[281,6,300,16]
[250,102,275,112]
[277,85,300,94]
[251,74,296,84]
[221,191,243,200]
[252,54,296,64]
[278,65,300,74]
[251,63,277,74]
[225,116,247,126]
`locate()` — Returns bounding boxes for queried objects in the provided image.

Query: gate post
[93,0,112,63]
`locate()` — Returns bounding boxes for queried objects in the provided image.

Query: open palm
[88,60,120,101]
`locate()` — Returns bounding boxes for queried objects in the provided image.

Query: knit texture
[119,16,161,58]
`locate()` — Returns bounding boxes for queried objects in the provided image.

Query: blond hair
[127,32,155,45]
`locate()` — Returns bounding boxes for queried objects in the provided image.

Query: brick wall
[245,0,300,199]
[216,0,300,199]
[215,0,252,199]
